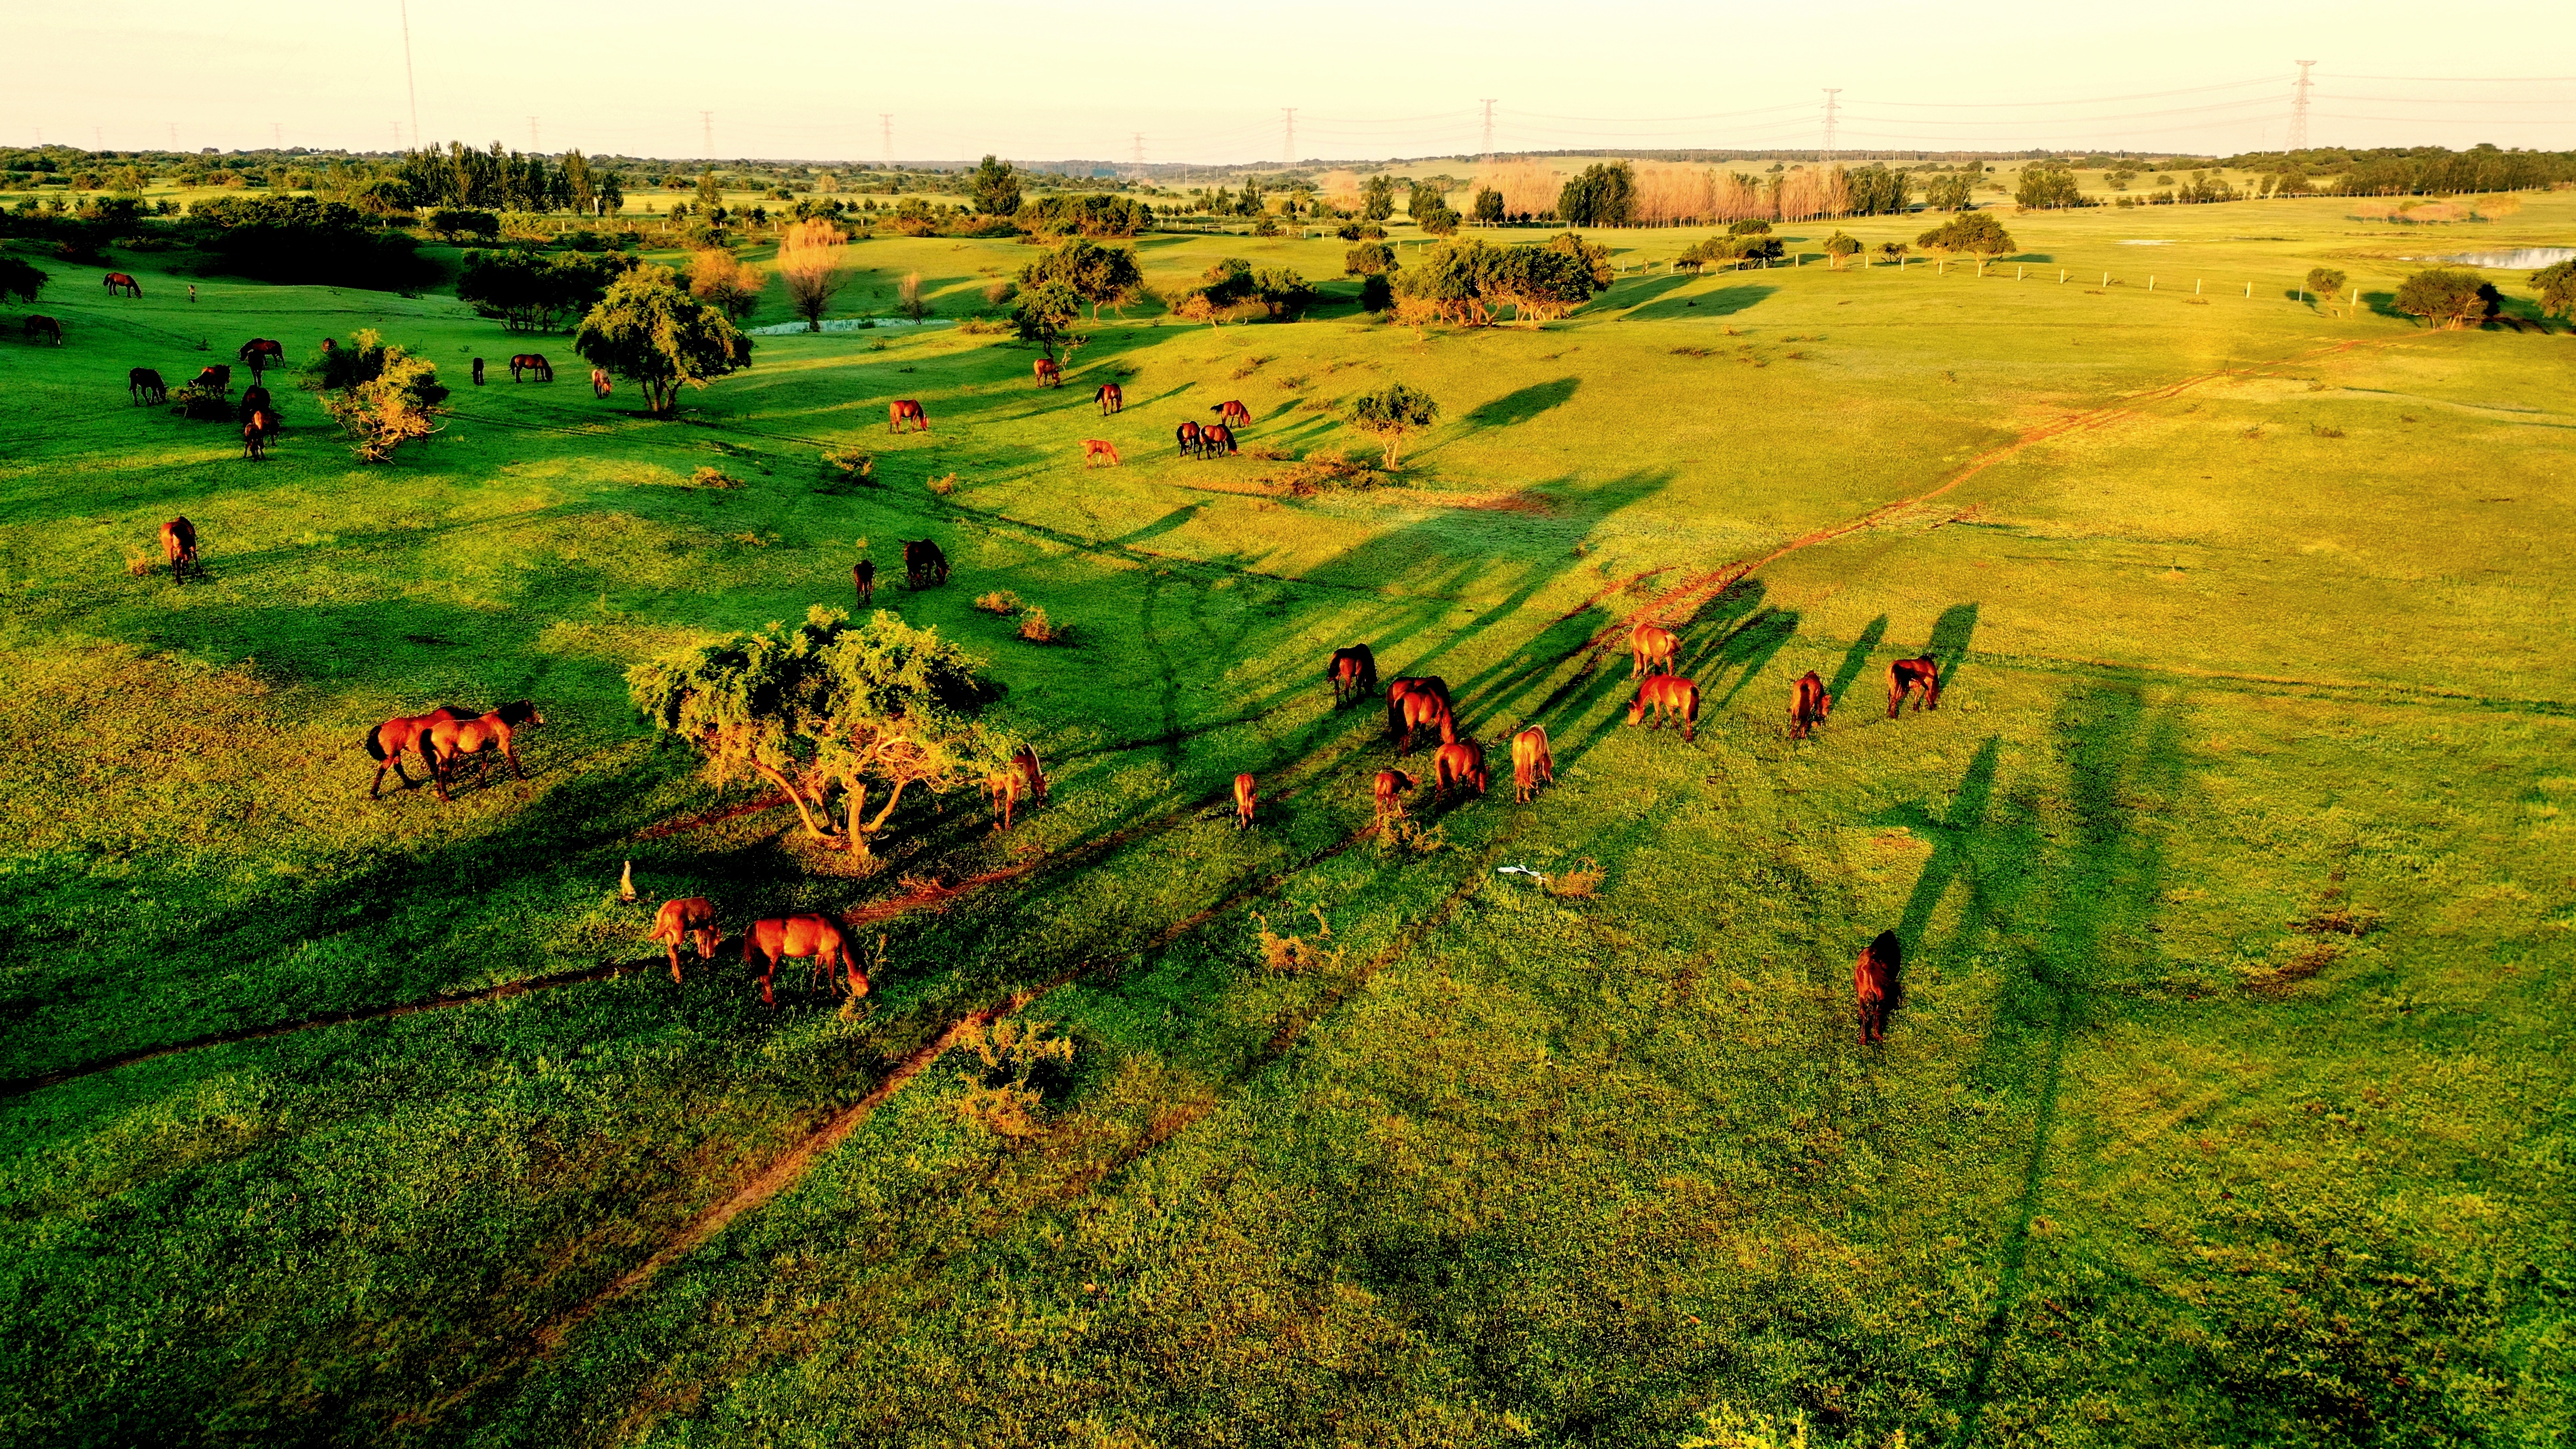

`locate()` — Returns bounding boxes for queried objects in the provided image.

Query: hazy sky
[14,0,2574,162]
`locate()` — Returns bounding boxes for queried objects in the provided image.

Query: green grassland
[0,194,2570,1448]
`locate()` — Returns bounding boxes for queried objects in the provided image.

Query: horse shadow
[1464,377,1579,430]
[1623,283,1776,323]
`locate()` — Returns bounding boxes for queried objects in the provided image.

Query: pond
[2407,247,2576,270]
[744,317,954,336]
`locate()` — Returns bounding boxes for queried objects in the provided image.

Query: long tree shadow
[1829,614,1890,705]
[1930,603,1980,691]
[1464,377,1580,429]
[1623,283,1777,322]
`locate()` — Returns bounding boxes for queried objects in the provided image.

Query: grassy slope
[0,195,2568,1448]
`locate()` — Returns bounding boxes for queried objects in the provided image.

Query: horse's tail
[364,724,388,762]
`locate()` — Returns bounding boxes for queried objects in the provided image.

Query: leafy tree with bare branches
[773,219,851,330]
[687,248,766,321]
[1345,383,1440,468]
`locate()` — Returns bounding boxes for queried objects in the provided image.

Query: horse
[1395,690,1457,752]
[652,898,725,984]
[240,412,274,460]
[1855,930,1901,1045]
[1629,675,1701,742]
[1631,621,1681,678]
[903,539,949,589]
[24,316,61,344]
[1887,655,1940,717]
[508,353,553,383]
[1174,420,1202,458]
[1373,768,1415,822]
[889,399,928,433]
[1511,727,1554,803]
[743,914,867,1008]
[1082,439,1122,468]
[986,745,1048,830]
[361,704,476,796]
[1434,739,1488,801]
[852,558,876,608]
[590,367,612,398]
[1094,381,1123,415]
[1233,773,1258,830]
[159,516,199,584]
[420,701,545,801]
[127,368,166,405]
[1033,358,1061,388]
[471,357,485,386]
[238,385,273,425]
[1789,671,1832,741]
[102,272,141,298]
[237,338,284,379]
[191,364,230,392]
[1328,643,1377,707]
[1212,399,1252,428]
[1201,423,1236,457]
[1385,677,1451,742]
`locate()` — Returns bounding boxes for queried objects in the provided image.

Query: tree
[0,256,46,303]
[1175,258,1259,324]
[2304,266,2346,305]
[1408,181,1445,220]
[319,330,449,464]
[1361,174,1396,222]
[458,250,633,331]
[1544,231,1613,289]
[970,155,1022,217]
[1472,187,1504,225]
[1346,384,1440,468]
[773,219,851,330]
[572,264,751,416]
[1417,205,1461,237]
[1012,279,1085,359]
[695,171,723,208]
[424,208,500,240]
[1916,212,2016,263]
[2014,165,2083,209]
[1344,240,1398,276]
[1924,173,1976,211]
[1016,237,1144,319]
[2529,260,2576,325]
[1556,162,1636,227]
[1253,268,1317,319]
[1821,230,1862,268]
[1845,165,1912,216]
[2393,268,2500,329]
[627,606,1017,861]
[689,247,768,322]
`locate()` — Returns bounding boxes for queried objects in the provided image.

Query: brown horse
[743,914,868,1007]
[103,272,142,298]
[652,898,724,983]
[889,399,928,433]
[1201,423,1236,456]
[1373,768,1415,822]
[362,704,476,796]
[1033,358,1062,388]
[1511,727,1554,803]
[238,385,274,425]
[1789,671,1832,740]
[1629,675,1701,742]
[1395,690,1456,752]
[1212,399,1252,428]
[1631,621,1680,678]
[986,744,1049,830]
[1095,381,1123,415]
[508,353,553,382]
[193,363,231,392]
[590,366,612,398]
[1174,420,1202,457]
[241,412,274,460]
[1887,655,1940,717]
[237,338,284,378]
[1385,676,1451,742]
[471,357,486,386]
[159,516,199,583]
[1434,739,1488,800]
[903,538,949,589]
[421,701,545,800]
[1233,773,1258,830]
[1082,439,1122,468]
[24,316,61,344]
[128,368,166,404]
[1855,930,1901,1044]
[1328,643,1378,707]
[852,558,876,608]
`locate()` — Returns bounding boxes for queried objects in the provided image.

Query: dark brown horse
[362,704,477,796]
[237,338,284,379]
[1385,676,1451,742]
[128,368,166,404]
[192,364,231,392]
[1789,671,1832,740]
[1511,726,1554,803]
[1328,643,1378,707]
[102,272,142,298]
[1630,675,1701,741]
[159,516,199,583]
[241,411,274,460]
[1373,768,1415,822]
[238,385,273,425]
[421,701,544,800]
[24,316,61,344]
[1233,773,1258,830]
[743,914,867,1007]
[472,357,486,386]
[508,353,553,382]
[1631,621,1680,678]
[652,897,724,983]
[1033,357,1062,388]
[1174,420,1202,457]
[888,399,928,433]
[903,538,949,589]
[1212,399,1252,428]
[1855,930,1901,1044]
[1887,655,1940,717]
[1434,739,1487,800]
[853,558,876,608]
[1094,381,1123,415]
[1201,422,1236,456]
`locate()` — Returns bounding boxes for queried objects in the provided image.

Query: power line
[2289,61,2315,150]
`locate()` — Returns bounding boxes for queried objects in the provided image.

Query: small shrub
[955,317,1010,335]
[1544,858,1606,899]
[1265,447,1383,497]
[1230,354,1273,380]
[1377,813,1450,858]
[950,1016,1076,1143]
[2309,422,2344,439]
[927,472,958,496]
[981,278,1016,307]
[1017,606,1070,644]
[1252,909,1340,975]
[820,446,873,482]
[973,589,1022,616]
[689,466,741,489]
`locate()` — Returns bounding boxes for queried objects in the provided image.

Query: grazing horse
[159,516,199,583]
[1789,671,1832,741]
[1201,423,1237,456]
[852,558,876,608]
[238,385,274,425]
[128,368,166,404]
[241,411,275,460]
[1385,676,1451,742]
[985,744,1049,830]
[590,366,612,398]
[1328,643,1377,707]
[1434,739,1488,801]
[888,399,929,433]
[191,364,231,392]
[903,539,949,589]
[1631,621,1681,678]
[1082,439,1122,468]
[1887,655,1940,717]
[237,338,284,379]
[1511,727,1554,803]
[102,273,141,298]
[1629,675,1701,742]
[743,914,867,1008]
[1212,399,1252,428]
[1033,358,1062,388]
[24,316,61,344]
[421,701,544,801]
[652,898,725,983]
[1855,930,1901,1045]
[508,353,553,382]
[361,704,476,796]
[1395,690,1456,752]
[1373,768,1415,822]
[1233,772,1258,830]
[1174,420,1202,458]
[471,357,486,386]
[1094,381,1123,415]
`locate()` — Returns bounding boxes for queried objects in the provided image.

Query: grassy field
[0,193,2570,1448]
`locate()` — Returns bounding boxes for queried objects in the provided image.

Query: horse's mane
[494,700,540,725]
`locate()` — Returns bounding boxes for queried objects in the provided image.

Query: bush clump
[973,590,1021,616]
[1016,607,1071,645]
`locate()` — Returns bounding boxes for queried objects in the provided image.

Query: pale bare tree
[775,219,852,332]
[687,249,766,321]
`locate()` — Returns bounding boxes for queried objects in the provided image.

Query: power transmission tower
[1821,88,1842,161]
[1131,133,1145,172]
[272,122,282,148]
[1281,107,1297,163]
[528,115,540,151]
[398,0,421,153]
[2289,60,2315,152]
[880,114,893,168]
[1478,99,1497,161]
[700,110,713,160]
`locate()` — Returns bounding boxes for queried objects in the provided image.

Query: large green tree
[2393,268,2500,329]
[970,155,1022,216]
[1012,278,1085,359]
[1361,174,1396,222]
[1916,211,2016,262]
[0,255,46,303]
[571,264,750,416]
[1555,162,1636,227]
[2014,165,2082,209]
[1345,383,1441,468]
[1015,237,1143,320]
[2530,260,2576,325]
